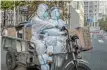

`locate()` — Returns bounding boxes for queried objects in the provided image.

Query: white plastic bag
[33,40,46,54]
[31,17,54,34]
[43,28,65,36]
[54,41,63,53]
[38,54,51,70]
[38,54,48,64]
[47,46,54,54]
[38,54,52,64]
[49,19,66,30]
[44,36,57,46]
[44,36,67,54]
[41,64,49,70]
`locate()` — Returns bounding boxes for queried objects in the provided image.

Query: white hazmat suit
[30,4,53,70]
[43,7,67,67]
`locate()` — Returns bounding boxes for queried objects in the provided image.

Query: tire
[62,63,91,70]
[6,51,17,70]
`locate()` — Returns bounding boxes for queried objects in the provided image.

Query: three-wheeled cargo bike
[1,25,92,70]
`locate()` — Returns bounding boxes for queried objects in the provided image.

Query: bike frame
[64,29,89,70]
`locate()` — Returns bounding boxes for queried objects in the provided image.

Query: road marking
[98,40,104,43]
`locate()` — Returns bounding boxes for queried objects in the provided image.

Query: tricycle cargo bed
[1,36,35,52]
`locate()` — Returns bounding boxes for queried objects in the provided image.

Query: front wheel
[63,63,91,70]
[6,51,17,70]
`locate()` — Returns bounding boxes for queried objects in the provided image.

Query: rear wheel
[6,51,17,70]
[63,63,91,70]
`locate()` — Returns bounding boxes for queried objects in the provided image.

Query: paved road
[1,35,107,70]
[80,35,107,70]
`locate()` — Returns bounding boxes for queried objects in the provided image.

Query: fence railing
[1,10,26,27]
[1,5,37,28]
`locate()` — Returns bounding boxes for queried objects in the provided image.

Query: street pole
[69,2,71,30]
[94,14,95,27]
[3,10,6,27]
[13,0,16,26]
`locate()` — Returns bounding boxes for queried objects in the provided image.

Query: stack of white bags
[25,4,67,70]
[30,18,67,68]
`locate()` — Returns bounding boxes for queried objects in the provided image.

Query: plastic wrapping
[38,54,52,64]
[47,46,54,54]
[44,36,67,54]
[31,19,54,34]
[32,39,46,54]
[38,54,51,70]
[49,19,66,30]
[43,28,65,36]
[41,64,49,70]
[44,36,57,47]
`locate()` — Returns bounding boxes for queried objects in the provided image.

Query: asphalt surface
[1,35,107,70]
[80,35,107,70]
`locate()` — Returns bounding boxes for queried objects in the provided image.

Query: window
[84,2,88,5]
[84,10,87,12]
[90,2,93,4]
[85,14,88,16]
[90,6,92,8]
[84,2,88,4]
[99,13,102,17]
[89,10,92,12]
[95,5,97,7]
[5,38,12,47]
[84,5,88,7]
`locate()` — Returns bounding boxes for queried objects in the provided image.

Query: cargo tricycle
[1,26,92,70]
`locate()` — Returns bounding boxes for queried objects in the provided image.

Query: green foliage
[1,1,68,20]
[1,1,29,10]
[1,1,14,10]
[99,17,107,31]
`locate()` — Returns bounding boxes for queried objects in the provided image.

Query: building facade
[84,1,99,27]
[98,1,107,20]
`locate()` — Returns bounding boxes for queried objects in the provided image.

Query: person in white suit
[43,7,67,68]
[30,4,53,70]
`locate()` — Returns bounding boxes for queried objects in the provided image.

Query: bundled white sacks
[38,54,52,70]
[44,35,67,54]
[30,20,67,55]
[30,32,46,54]
[41,64,49,70]
[49,19,66,30]
[43,28,67,67]
[43,28,65,36]
[29,18,67,69]
[29,4,67,69]
[38,54,52,65]
[31,16,54,34]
